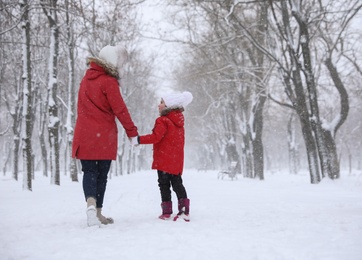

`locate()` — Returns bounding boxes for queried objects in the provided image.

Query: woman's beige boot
[96,208,114,225]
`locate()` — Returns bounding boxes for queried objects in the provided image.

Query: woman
[72,45,138,226]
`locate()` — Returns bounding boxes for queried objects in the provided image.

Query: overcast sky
[138,0,187,95]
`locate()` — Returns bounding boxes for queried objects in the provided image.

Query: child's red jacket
[139,108,185,175]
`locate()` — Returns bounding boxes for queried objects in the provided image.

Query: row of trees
[0,0,156,190]
[1,0,361,189]
[165,0,362,183]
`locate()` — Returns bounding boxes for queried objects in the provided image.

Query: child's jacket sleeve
[139,117,167,144]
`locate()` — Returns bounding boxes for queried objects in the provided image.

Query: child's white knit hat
[162,91,193,108]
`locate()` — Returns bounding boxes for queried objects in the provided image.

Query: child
[133,91,193,221]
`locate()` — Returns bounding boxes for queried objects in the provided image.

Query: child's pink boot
[159,201,173,220]
[173,198,190,222]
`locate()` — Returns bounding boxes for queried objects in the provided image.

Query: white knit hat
[99,45,128,69]
[162,91,193,108]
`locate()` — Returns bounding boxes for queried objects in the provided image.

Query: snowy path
[1,170,362,260]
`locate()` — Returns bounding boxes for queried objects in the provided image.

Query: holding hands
[130,136,139,146]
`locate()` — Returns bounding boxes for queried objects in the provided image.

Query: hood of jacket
[86,57,120,80]
[161,107,184,128]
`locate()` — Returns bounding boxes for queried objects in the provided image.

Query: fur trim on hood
[87,57,120,79]
[160,106,184,116]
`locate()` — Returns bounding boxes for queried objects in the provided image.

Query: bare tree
[0,0,153,183]
[1,2,23,181]
[64,0,77,182]
[168,0,271,179]
[41,0,60,185]
[266,0,322,183]
[265,0,361,182]
[317,1,361,178]
[20,0,34,190]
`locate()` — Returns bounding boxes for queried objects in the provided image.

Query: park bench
[218,161,238,181]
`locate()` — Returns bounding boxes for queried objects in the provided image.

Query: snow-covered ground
[1,169,362,260]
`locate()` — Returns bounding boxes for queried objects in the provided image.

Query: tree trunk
[117,134,126,176]
[278,0,321,183]
[227,1,268,180]
[7,63,24,182]
[13,136,20,181]
[298,111,321,183]
[40,130,48,177]
[65,0,78,182]
[21,0,34,191]
[224,101,240,168]
[287,113,299,175]
[323,130,340,179]
[252,96,266,180]
[42,0,60,185]
[323,57,350,179]
[252,1,268,181]
[38,89,48,177]
[2,141,11,176]
[291,70,321,183]
[294,12,330,180]
[241,127,254,178]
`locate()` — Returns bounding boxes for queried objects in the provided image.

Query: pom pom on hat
[162,91,193,108]
[99,45,128,69]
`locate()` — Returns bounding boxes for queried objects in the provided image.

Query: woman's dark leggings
[81,160,112,208]
[157,170,187,202]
